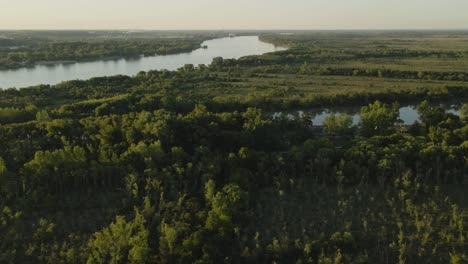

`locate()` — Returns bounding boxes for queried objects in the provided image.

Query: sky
[1,0,468,30]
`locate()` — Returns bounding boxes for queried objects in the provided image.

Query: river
[0,36,286,89]
[274,105,462,126]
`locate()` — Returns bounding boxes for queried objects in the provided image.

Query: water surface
[0,36,286,89]
[274,105,461,126]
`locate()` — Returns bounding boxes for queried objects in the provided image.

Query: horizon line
[1,28,468,31]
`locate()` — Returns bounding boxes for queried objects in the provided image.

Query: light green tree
[86,210,149,264]
[360,101,400,137]
[323,113,354,136]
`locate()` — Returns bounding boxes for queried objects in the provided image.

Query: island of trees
[0,30,224,70]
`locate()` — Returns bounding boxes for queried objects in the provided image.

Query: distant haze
[1,0,468,30]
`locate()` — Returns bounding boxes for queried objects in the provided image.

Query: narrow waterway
[274,105,461,126]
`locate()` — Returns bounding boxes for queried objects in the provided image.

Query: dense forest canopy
[0,31,467,263]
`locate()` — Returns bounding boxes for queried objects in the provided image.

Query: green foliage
[242,107,269,131]
[360,101,400,137]
[35,110,51,122]
[0,105,37,124]
[205,183,247,234]
[0,31,466,263]
[461,104,468,122]
[86,210,149,264]
[323,113,354,136]
[0,206,22,263]
[0,157,6,181]
[24,146,89,194]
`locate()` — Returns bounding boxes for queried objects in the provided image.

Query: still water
[0,36,286,89]
[274,105,461,126]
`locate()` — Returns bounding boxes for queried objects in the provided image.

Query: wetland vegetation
[0,30,467,263]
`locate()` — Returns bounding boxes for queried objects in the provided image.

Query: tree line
[0,39,206,70]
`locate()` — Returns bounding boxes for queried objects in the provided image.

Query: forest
[0,31,467,263]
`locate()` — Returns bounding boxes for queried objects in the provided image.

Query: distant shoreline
[0,35,275,72]
[0,50,198,71]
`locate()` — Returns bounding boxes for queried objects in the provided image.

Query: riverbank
[0,36,286,89]
[0,46,205,71]
[0,36,211,71]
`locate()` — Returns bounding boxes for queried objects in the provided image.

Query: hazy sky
[1,0,468,30]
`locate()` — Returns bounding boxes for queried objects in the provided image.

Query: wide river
[0,36,286,89]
